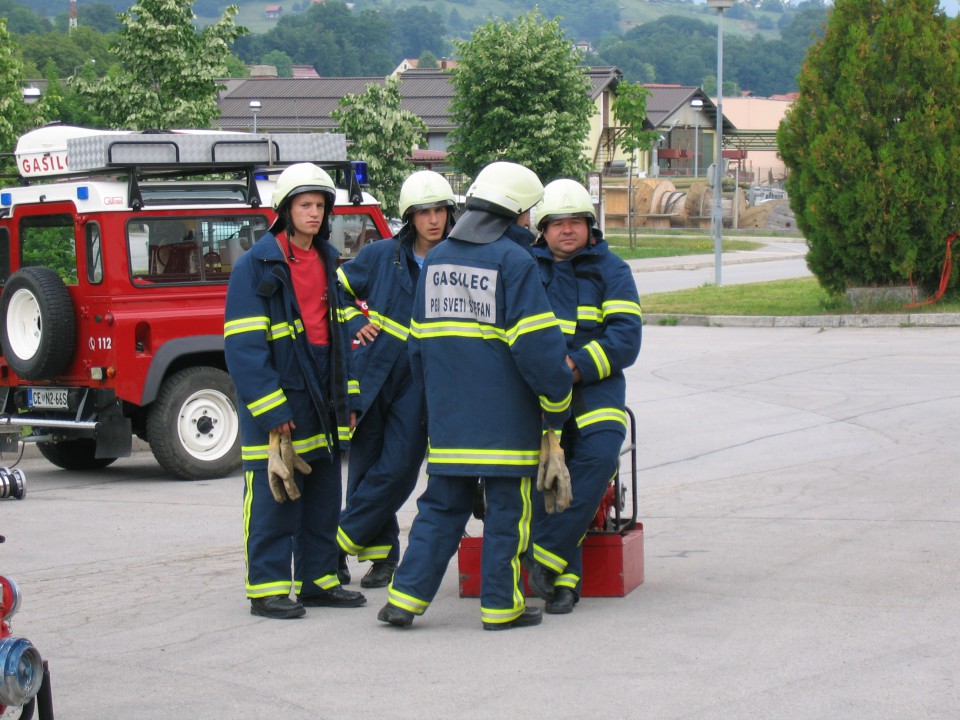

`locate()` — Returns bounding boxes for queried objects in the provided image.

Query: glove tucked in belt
[537,431,572,513]
[267,430,311,503]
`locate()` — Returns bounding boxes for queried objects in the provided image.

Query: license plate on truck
[28,388,69,409]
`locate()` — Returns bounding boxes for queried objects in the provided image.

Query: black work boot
[361,561,397,588]
[338,551,351,585]
[378,603,415,627]
[522,556,557,602]
[298,586,366,608]
[482,606,543,631]
[545,587,578,615]
[250,595,305,619]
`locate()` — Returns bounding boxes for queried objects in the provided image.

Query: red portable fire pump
[459,407,644,598]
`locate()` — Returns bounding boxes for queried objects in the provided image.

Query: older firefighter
[224,163,366,619]
[377,161,573,631]
[336,171,456,589]
[524,178,643,614]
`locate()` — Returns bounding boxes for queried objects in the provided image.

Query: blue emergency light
[76,187,89,201]
[0,193,10,207]
[351,161,368,186]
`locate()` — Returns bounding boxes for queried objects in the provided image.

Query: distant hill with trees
[8,0,830,94]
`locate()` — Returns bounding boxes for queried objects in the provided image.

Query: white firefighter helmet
[465,161,544,216]
[399,171,456,221]
[536,179,596,231]
[271,162,336,212]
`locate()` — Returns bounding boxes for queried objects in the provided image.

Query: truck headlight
[0,637,43,706]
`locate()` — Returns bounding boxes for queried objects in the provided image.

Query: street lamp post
[707,0,734,287]
[249,100,262,134]
[691,97,703,178]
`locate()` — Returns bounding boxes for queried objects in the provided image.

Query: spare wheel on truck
[0,267,76,380]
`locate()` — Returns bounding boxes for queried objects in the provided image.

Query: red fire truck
[0,125,391,479]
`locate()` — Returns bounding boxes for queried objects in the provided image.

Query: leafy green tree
[448,10,594,182]
[261,49,293,77]
[73,0,246,129]
[20,26,112,81]
[613,82,660,161]
[0,18,36,179]
[332,76,427,218]
[778,0,960,295]
[418,51,439,69]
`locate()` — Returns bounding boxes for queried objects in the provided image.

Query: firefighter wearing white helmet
[270,162,337,240]
[225,162,367,619]
[335,170,456,589]
[524,178,643,615]
[378,161,573,631]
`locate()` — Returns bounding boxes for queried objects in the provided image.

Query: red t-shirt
[287,238,330,346]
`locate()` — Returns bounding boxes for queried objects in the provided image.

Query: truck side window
[20,213,77,285]
[0,228,9,285]
[86,223,103,284]
[130,215,267,285]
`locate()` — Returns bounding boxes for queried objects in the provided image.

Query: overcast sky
[943,0,959,15]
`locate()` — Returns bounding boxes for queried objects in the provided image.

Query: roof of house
[644,84,734,133]
[217,67,623,133]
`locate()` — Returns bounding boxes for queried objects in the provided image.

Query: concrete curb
[645,312,960,328]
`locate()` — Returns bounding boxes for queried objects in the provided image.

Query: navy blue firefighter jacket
[224,231,353,469]
[409,222,573,478]
[336,225,421,420]
[532,228,642,437]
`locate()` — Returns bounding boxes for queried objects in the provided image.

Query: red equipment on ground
[458,408,644,598]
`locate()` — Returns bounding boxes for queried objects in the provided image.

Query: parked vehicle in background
[0,126,391,479]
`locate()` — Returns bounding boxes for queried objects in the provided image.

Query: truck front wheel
[147,367,241,480]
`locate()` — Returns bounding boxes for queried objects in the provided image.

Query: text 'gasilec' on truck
[0,125,391,479]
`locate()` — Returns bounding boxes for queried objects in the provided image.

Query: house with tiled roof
[216,67,629,174]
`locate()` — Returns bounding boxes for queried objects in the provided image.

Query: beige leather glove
[537,431,572,514]
[267,431,302,503]
[280,434,310,485]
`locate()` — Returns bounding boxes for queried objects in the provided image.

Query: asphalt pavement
[2,242,959,719]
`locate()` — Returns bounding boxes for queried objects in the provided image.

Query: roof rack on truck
[9,125,370,211]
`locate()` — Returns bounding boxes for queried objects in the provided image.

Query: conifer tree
[778,0,960,294]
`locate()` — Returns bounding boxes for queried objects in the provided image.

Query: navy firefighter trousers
[387,474,534,627]
[337,352,427,564]
[530,425,624,595]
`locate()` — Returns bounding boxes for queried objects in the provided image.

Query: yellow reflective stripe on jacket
[410,319,507,342]
[267,319,302,341]
[540,387,572,414]
[338,426,352,442]
[576,406,628,430]
[348,379,360,395]
[242,443,269,462]
[248,388,286,417]
[343,305,365,322]
[291,433,330,454]
[577,305,602,324]
[224,315,269,338]
[427,447,539,466]
[603,298,643,318]
[367,310,410,341]
[336,266,355,297]
[557,318,577,335]
[505,311,560,345]
[583,340,612,379]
